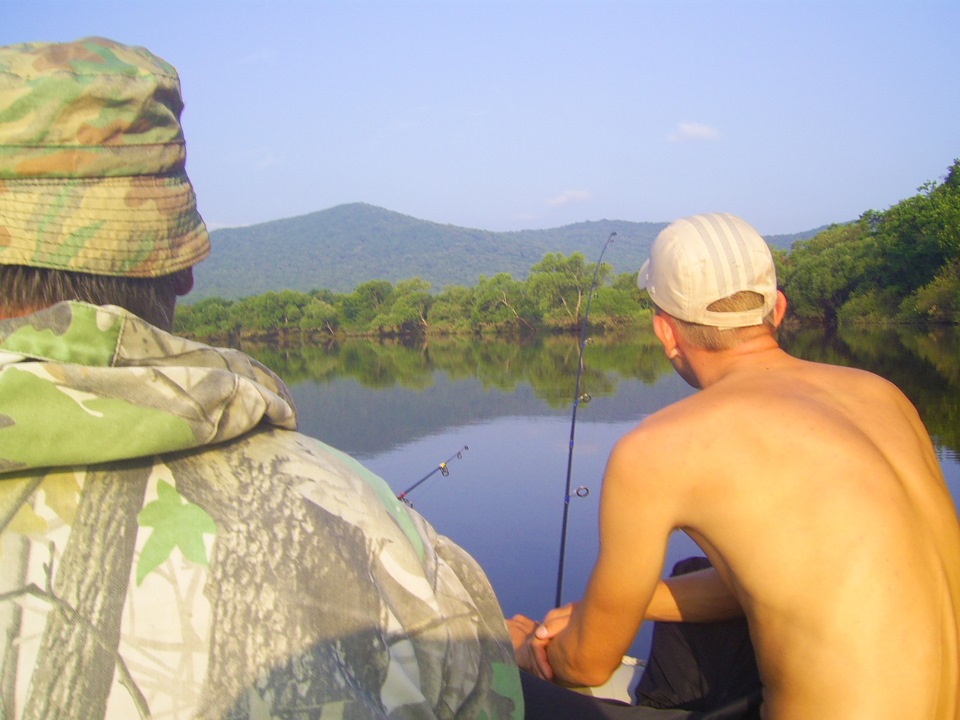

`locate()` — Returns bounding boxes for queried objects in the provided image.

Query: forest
[174,159,960,341]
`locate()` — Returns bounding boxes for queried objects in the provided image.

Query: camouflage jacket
[0,302,522,720]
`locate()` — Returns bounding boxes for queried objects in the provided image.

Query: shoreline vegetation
[175,160,960,342]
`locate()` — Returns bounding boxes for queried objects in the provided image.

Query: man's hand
[534,602,576,642]
[507,603,578,682]
[506,614,554,680]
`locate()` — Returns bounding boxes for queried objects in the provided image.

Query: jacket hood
[0,302,297,475]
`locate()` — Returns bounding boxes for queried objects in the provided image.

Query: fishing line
[397,445,469,507]
[555,231,616,608]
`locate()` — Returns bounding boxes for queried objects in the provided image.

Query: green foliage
[299,299,339,334]
[905,260,960,324]
[589,286,649,329]
[177,247,655,340]
[428,285,476,333]
[780,221,878,322]
[780,159,960,326]
[471,273,538,332]
[176,160,960,339]
[372,278,433,335]
[173,297,237,337]
[836,288,902,326]
[611,271,645,300]
[527,252,597,329]
[338,280,394,330]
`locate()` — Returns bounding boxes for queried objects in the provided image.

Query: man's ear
[173,268,194,297]
[773,290,788,328]
[653,313,680,359]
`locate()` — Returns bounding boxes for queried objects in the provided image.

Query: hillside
[190,203,823,300]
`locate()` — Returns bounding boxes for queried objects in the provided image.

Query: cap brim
[637,259,651,290]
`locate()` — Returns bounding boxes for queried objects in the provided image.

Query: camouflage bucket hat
[0,37,209,277]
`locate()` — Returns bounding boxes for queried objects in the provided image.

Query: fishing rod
[397,445,469,506]
[555,231,616,608]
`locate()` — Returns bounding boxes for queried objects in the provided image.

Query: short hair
[659,291,777,351]
[0,265,183,329]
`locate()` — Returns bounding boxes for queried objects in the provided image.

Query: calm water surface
[249,325,960,659]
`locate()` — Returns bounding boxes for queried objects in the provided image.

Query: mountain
[190,203,824,300]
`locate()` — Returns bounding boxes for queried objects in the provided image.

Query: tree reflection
[240,325,960,458]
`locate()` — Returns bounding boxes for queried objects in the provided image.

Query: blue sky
[4,1,958,236]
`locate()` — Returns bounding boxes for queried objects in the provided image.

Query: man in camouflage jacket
[0,38,522,720]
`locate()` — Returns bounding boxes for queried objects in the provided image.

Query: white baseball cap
[637,213,777,328]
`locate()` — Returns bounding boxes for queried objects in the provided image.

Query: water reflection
[242,325,960,657]
[245,325,960,461]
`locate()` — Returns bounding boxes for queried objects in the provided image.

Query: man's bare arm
[540,430,677,686]
[535,422,746,685]
[528,568,743,681]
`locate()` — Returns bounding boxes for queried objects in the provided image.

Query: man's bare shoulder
[701,355,912,424]
[617,397,702,455]
[749,357,923,429]
[608,395,720,492]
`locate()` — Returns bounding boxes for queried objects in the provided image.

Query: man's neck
[686,335,788,389]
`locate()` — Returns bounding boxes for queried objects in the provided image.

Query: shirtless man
[511,213,960,719]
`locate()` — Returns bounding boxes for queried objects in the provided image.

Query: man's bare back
[633,348,960,719]
[511,214,960,720]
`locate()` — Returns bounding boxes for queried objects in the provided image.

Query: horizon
[204,199,829,237]
[4,2,958,237]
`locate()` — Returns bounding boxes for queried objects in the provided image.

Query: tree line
[175,252,651,340]
[175,159,960,340]
[777,159,959,325]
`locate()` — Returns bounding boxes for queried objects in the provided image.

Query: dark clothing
[520,674,761,720]
[521,557,763,720]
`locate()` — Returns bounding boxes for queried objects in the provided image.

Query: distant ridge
[190,202,823,300]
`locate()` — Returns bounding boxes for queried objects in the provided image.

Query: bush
[905,261,960,324]
[837,288,900,325]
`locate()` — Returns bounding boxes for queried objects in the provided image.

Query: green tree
[862,161,960,302]
[338,280,395,331]
[588,286,646,328]
[906,260,960,324]
[428,285,476,333]
[299,299,340,334]
[235,290,312,332]
[174,297,237,337]
[372,278,433,335]
[526,252,611,330]
[238,293,285,331]
[472,273,538,332]
[611,271,648,305]
[780,222,877,323]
